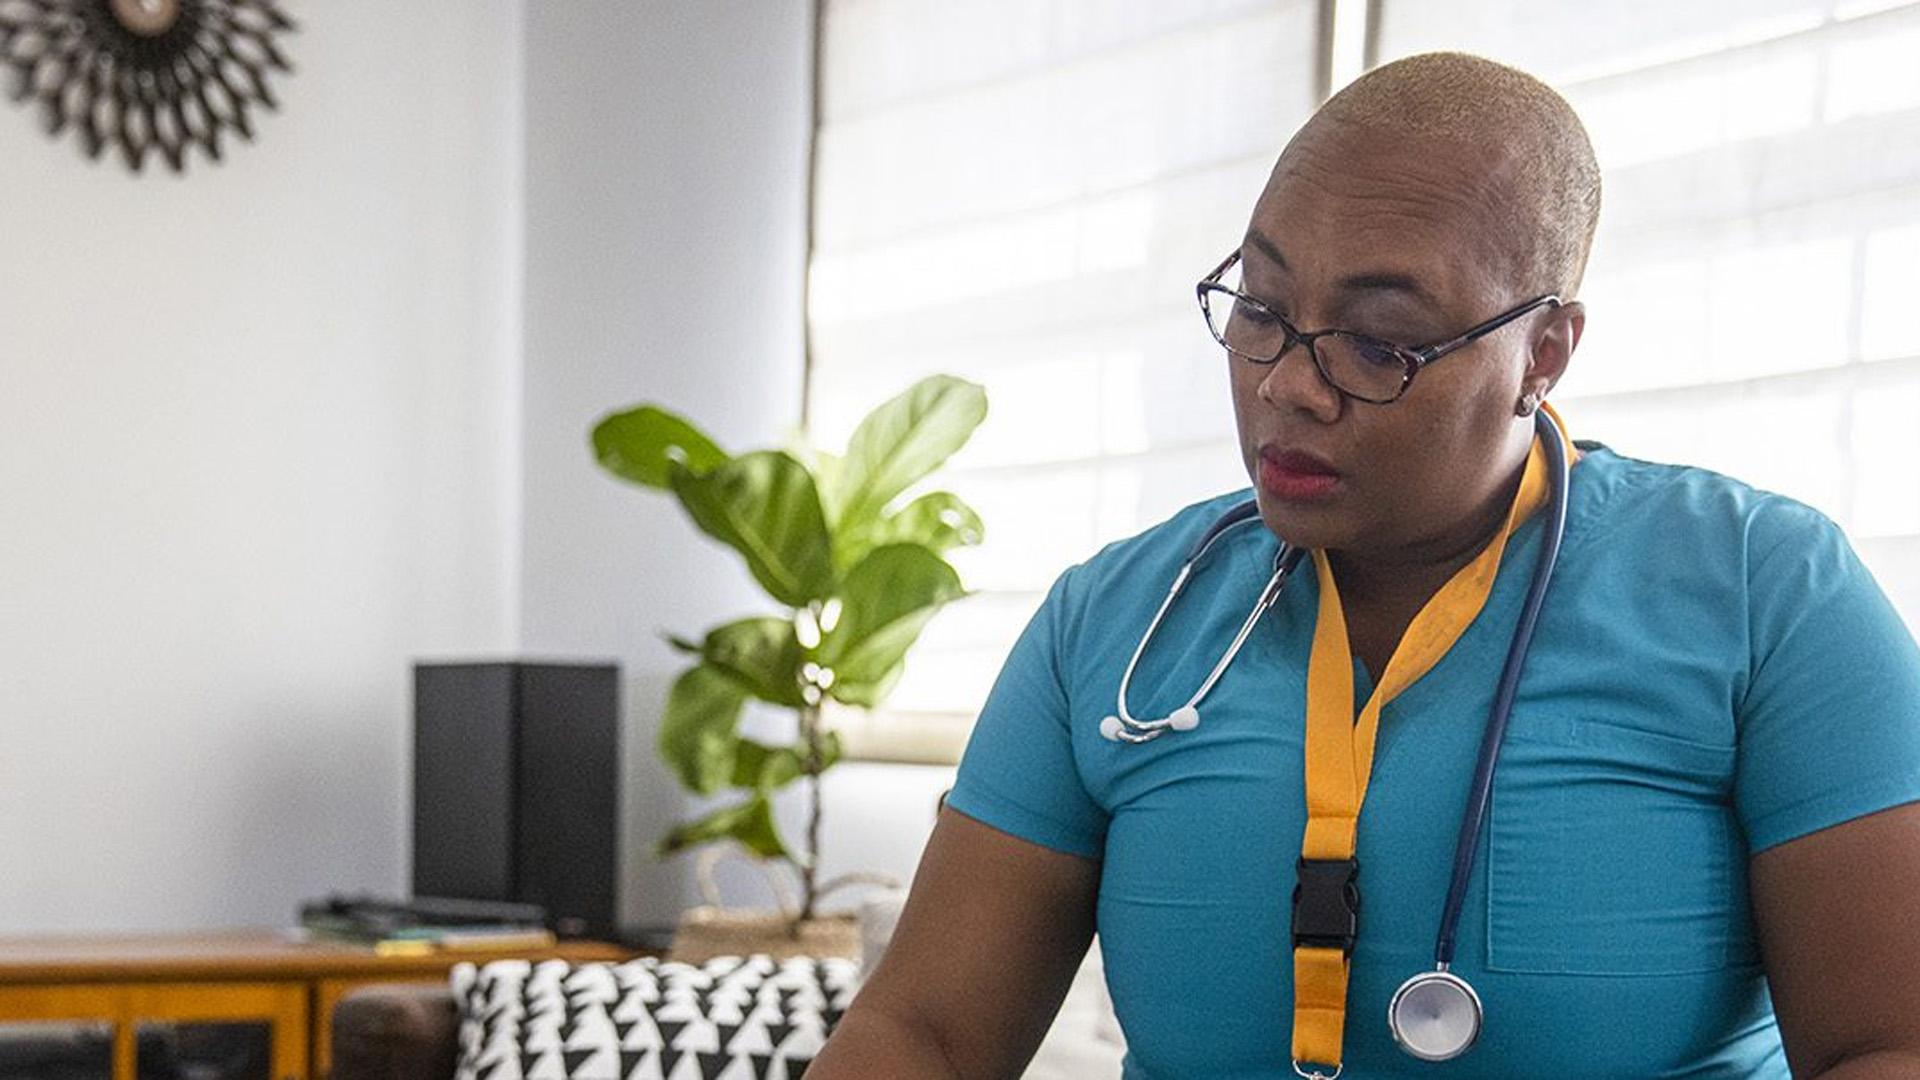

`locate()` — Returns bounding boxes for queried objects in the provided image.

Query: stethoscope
[1099,411,1572,1064]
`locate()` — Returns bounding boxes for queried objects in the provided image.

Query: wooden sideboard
[0,929,636,1080]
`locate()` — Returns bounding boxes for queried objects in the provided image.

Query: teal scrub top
[944,443,1920,1079]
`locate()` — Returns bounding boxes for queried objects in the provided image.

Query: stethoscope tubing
[1107,509,1304,741]
[1432,410,1571,968]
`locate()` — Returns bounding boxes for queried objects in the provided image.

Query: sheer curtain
[1373,0,1920,631]
[807,0,1321,752]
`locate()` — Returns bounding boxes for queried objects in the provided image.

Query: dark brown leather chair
[329,983,459,1080]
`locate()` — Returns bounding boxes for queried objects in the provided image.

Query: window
[1372,0,1920,626]
[808,0,1920,757]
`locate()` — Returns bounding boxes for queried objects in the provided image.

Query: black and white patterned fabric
[451,954,859,1080]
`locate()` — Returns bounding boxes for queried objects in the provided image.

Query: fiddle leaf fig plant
[592,374,987,928]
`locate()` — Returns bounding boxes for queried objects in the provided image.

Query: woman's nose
[1257,341,1342,419]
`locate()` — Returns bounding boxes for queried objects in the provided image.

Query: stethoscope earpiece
[1103,507,1304,746]
[1101,707,1201,742]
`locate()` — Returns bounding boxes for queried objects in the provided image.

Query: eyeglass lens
[1203,259,1411,402]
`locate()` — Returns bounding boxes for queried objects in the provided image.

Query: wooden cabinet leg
[112,1015,135,1080]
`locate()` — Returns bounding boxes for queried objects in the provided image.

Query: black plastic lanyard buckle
[1291,857,1361,956]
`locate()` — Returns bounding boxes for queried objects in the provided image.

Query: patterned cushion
[451,954,859,1080]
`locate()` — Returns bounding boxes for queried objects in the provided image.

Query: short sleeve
[1734,497,1920,853]
[944,567,1109,859]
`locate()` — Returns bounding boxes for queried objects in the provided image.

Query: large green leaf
[702,617,804,707]
[661,631,702,656]
[729,732,843,793]
[729,739,802,792]
[820,543,966,696]
[657,795,790,859]
[885,490,984,550]
[833,490,984,576]
[657,664,749,796]
[813,449,847,525]
[830,376,987,533]
[826,664,904,709]
[592,405,730,489]
[668,451,836,607]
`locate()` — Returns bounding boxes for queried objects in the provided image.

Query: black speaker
[412,661,620,940]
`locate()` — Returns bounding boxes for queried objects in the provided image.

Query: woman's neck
[1328,484,1505,611]
[1320,441,1528,668]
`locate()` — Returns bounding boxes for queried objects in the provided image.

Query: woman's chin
[1253,496,1352,552]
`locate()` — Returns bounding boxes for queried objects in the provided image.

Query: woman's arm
[1751,801,1920,1078]
[810,806,1102,1080]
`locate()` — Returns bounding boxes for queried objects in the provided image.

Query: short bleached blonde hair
[1309,51,1603,299]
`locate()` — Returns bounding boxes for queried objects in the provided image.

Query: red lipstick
[1259,446,1342,501]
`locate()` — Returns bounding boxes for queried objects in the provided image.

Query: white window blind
[808,0,1321,743]
[808,1,1920,752]
[1374,0,1920,633]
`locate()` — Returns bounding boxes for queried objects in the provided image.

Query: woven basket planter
[667,906,860,964]
[666,846,891,965]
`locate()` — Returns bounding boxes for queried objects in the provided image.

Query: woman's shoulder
[1568,442,1844,562]
[1035,488,1261,628]
[1062,487,1258,586]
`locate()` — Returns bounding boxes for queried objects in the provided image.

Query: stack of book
[296,893,558,955]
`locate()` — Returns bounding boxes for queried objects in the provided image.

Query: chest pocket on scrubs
[1486,716,1756,975]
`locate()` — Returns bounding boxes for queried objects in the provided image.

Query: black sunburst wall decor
[0,0,295,174]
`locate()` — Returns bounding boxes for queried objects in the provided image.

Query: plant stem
[792,700,825,935]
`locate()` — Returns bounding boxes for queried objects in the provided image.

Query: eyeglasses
[1196,249,1561,405]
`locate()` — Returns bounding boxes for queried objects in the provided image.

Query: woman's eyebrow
[1246,228,1442,314]
[1245,229,1289,271]
[1337,272,1441,313]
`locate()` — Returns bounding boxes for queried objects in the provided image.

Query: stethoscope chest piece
[1387,969,1483,1062]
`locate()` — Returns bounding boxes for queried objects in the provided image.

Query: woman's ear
[1519,300,1583,412]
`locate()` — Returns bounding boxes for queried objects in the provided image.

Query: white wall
[0,0,950,939]
[0,2,525,933]
[519,1,952,935]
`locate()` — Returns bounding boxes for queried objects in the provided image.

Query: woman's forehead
[1248,131,1525,310]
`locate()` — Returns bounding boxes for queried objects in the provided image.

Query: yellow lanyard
[1291,405,1575,1069]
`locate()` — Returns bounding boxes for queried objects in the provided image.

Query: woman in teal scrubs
[813,52,1920,1080]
